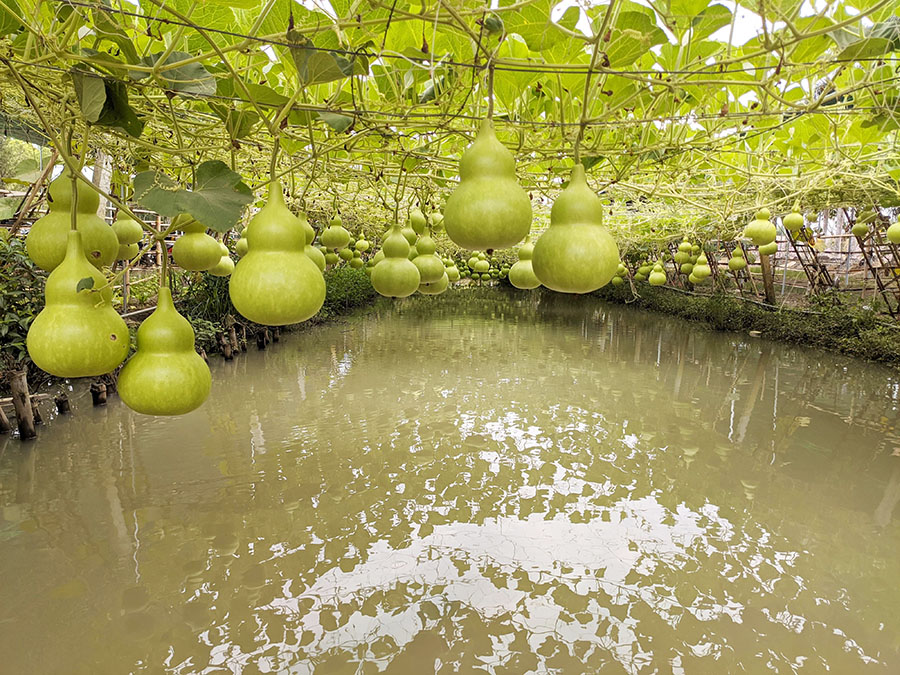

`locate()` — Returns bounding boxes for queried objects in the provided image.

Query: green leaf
[133,160,253,232]
[0,196,20,219]
[317,111,353,132]
[501,0,581,52]
[286,29,369,86]
[690,4,732,41]
[838,36,893,61]
[0,0,22,37]
[76,277,94,293]
[72,70,107,123]
[96,78,144,137]
[133,52,216,97]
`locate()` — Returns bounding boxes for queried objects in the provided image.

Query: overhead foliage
[0,0,897,250]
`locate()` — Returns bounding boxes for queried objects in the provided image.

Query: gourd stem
[269,137,281,184]
[486,63,494,120]
[69,164,78,232]
[160,234,169,290]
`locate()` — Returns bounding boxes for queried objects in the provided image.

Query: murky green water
[2,289,900,673]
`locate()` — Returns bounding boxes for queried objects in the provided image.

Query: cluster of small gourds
[24,167,214,417]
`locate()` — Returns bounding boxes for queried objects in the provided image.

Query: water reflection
[1,289,899,673]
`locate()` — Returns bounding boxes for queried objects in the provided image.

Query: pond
[1,289,899,673]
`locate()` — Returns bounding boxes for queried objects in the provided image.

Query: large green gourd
[112,216,144,245]
[888,222,900,245]
[509,237,541,290]
[419,271,449,295]
[229,180,325,325]
[532,165,619,293]
[371,224,421,298]
[27,231,129,377]
[118,287,211,416]
[444,119,532,250]
[743,208,776,245]
[783,203,804,232]
[412,228,445,283]
[321,216,351,249]
[172,218,222,271]
[648,264,667,286]
[27,166,118,271]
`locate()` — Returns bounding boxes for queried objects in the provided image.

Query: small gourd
[419,271,449,295]
[300,219,326,271]
[229,180,325,325]
[728,247,747,271]
[410,209,427,235]
[783,202,804,232]
[349,257,365,269]
[532,165,619,293]
[339,247,354,262]
[446,264,460,282]
[430,211,444,233]
[371,223,421,298]
[759,241,778,256]
[172,217,222,271]
[509,237,541,290]
[648,264,667,286]
[355,239,370,252]
[611,275,624,286]
[235,236,249,257]
[27,231,129,377]
[680,262,693,275]
[412,228,445,284]
[208,243,235,277]
[693,252,711,279]
[117,243,139,261]
[26,166,118,271]
[888,222,900,245]
[743,207,776,246]
[325,252,340,266]
[321,215,351,250]
[118,287,211,416]
[112,216,144,246]
[444,119,532,250]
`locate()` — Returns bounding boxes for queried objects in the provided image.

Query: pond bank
[595,283,900,369]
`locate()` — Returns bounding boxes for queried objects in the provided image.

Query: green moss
[597,284,900,368]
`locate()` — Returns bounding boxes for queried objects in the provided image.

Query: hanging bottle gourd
[296,212,325,272]
[172,215,222,271]
[410,208,427,236]
[532,165,619,293]
[648,263,667,286]
[888,221,900,245]
[118,286,211,416]
[321,215,351,250]
[508,236,541,290]
[208,243,234,277]
[446,261,460,282]
[401,221,418,246]
[419,271,449,295]
[693,252,711,280]
[759,241,778,256]
[235,235,249,257]
[27,165,118,271]
[610,262,627,286]
[355,238,370,252]
[728,247,747,271]
[229,180,325,325]
[27,230,129,377]
[430,211,445,233]
[783,202,804,233]
[674,241,692,265]
[444,119,532,250]
[113,215,142,261]
[412,227,445,284]
[852,208,873,238]
[743,207,776,246]
[371,223,421,298]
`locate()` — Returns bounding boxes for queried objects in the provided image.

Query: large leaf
[837,37,893,61]
[286,28,369,86]
[71,69,143,137]
[133,161,253,232]
[690,4,732,41]
[0,0,22,37]
[500,0,581,52]
[133,52,216,97]
[0,196,21,219]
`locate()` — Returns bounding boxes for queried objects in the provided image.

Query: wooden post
[31,399,43,425]
[272,327,280,343]
[256,330,268,350]
[228,325,240,354]
[219,333,233,360]
[55,394,71,415]
[0,404,11,434]
[199,348,208,364]
[90,382,108,406]
[759,253,777,305]
[9,370,36,440]
[240,325,248,351]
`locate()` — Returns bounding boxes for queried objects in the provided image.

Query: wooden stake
[759,253,777,305]
[219,333,233,360]
[0,404,11,434]
[272,327,280,343]
[9,370,36,440]
[256,330,267,350]
[55,394,71,415]
[228,325,240,354]
[31,399,43,425]
[90,382,107,406]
